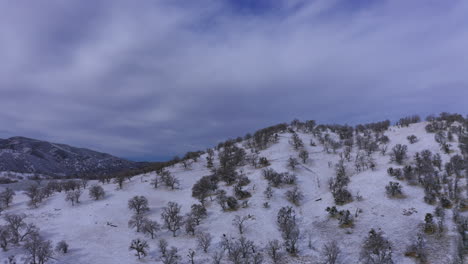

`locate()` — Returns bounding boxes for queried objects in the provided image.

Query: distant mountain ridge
[0,136,142,177]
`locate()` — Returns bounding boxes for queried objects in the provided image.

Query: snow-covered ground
[0,122,465,264]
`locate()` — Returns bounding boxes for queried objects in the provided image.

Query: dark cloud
[1,0,467,160]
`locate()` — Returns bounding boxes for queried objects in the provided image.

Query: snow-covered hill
[0,118,467,264]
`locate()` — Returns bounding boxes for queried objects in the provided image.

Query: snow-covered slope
[0,121,466,264]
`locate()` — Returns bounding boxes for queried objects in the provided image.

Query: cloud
[0,0,467,160]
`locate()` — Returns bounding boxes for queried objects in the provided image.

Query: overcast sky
[0,0,467,161]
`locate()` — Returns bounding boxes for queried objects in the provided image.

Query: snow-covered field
[0,122,466,264]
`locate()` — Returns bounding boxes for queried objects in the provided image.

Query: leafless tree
[232,215,254,235]
[298,150,309,163]
[65,189,81,206]
[161,246,181,264]
[88,185,105,200]
[128,214,146,232]
[266,239,284,263]
[287,157,300,171]
[211,250,224,264]
[128,196,149,215]
[286,186,304,206]
[196,232,212,253]
[55,240,69,254]
[129,238,149,259]
[3,213,27,244]
[24,234,53,264]
[0,188,15,208]
[159,238,168,256]
[24,185,43,208]
[142,219,160,239]
[0,225,12,251]
[161,202,183,237]
[360,229,393,264]
[322,240,341,264]
[187,249,196,264]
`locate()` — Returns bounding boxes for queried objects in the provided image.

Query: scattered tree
[266,239,284,264]
[129,238,149,259]
[287,157,300,170]
[161,202,183,237]
[0,188,15,208]
[197,232,212,253]
[360,229,393,264]
[286,186,304,206]
[298,150,309,163]
[24,234,53,264]
[55,240,69,254]
[321,240,341,264]
[232,215,254,235]
[141,219,160,239]
[128,196,149,215]
[128,214,146,233]
[88,185,105,200]
[390,144,408,165]
[385,182,403,197]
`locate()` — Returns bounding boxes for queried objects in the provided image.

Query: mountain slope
[0,136,141,177]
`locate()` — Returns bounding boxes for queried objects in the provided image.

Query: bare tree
[0,225,12,251]
[159,238,168,257]
[24,234,53,264]
[196,232,212,253]
[286,187,304,206]
[211,250,224,264]
[128,196,150,215]
[65,189,81,206]
[287,157,300,170]
[55,240,69,254]
[190,204,207,225]
[390,144,408,165]
[232,215,254,235]
[129,238,149,259]
[161,246,181,264]
[113,175,126,189]
[3,213,27,244]
[88,185,105,200]
[161,202,183,237]
[187,249,196,264]
[161,171,180,190]
[360,229,393,264]
[298,150,309,163]
[128,214,146,232]
[0,188,15,208]
[322,240,341,264]
[184,214,197,236]
[81,179,89,189]
[24,185,43,208]
[151,175,159,189]
[267,239,284,263]
[142,219,160,239]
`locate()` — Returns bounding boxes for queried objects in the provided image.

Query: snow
[0,122,465,263]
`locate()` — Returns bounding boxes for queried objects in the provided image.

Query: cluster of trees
[0,213,66,264]
[396,115,421,127]
[329,161,353,205]
[326,206,354,228]
[151,169,180,190]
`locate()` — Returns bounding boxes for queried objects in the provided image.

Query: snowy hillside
[0,116,467,264]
